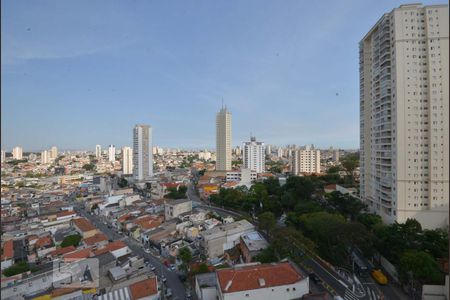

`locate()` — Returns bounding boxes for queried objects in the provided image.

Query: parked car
[165,288,172,298]
[144,248,151,254]
[309,273,322,284]
[161,275,167,283]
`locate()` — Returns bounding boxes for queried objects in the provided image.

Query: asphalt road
[72,199,187,300]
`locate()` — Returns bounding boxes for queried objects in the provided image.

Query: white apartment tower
[41,150,49,164]
[50,146,58,159]
[1,150,5,163]
[243,136,265,173]
[360,4,449,229]
[133,124,153,181]
[108,145,116,162]
[122,146,133,175]
[291,145,321,174]
[95,145,102,158]
[12,146,23,160]
[216,106,232,171]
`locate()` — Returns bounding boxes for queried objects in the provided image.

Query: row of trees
[209,175,448,285]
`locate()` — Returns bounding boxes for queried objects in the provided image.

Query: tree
[61,234,82,248]
[82,163,95,171]
[178,247,192,271]
[254,246,278,263]
[327,165,341,174]
[118,178,128,188]
[3,261,31,277]
[398,250,443,284]
[420,228,449,259]
[165,186,188,199]
[341,153,359,185]
[263,177,282,196]
[357,213,382,230]
[258,212,276,235]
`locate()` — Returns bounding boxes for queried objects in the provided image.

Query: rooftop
[241,231,269,252]
[73,217,97,232]
[129,278,158,299]
[217,262,303,293]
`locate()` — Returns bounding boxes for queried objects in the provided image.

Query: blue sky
[1,0,442,151]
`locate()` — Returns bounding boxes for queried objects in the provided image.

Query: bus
[352,252,369,278]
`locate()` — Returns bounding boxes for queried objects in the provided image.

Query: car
[161,275,167,283]
[169,264,176,271]
[165,288,172,298]
[309,273,322,284]
[144,248,151,254]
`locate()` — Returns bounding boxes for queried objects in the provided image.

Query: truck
[371,269,388,285]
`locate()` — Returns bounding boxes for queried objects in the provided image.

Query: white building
[226,169,257,183]
[50,146,58,159]
[243,136,265,173]
[199,150,212,161]
[265,145,271,156]
[122,146,133,175]
[277,147,283,158]
[12,146,23,160]
[95,145,102,158]
[216,262,309,300]
[332,149,340,162]
[133,124,153,181]
[216,106,232,171]
[108,145,116,162]
[291,145,321,174]
[41,150,49,164]
[360,3,449,229]
[164,199,192,220]
[1,150,5,163]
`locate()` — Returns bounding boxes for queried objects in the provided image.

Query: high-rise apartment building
[95,145,102,158]
[12,146,23,160]
[1,150,5,163]
[243,136,265,173]
[333,149,340,162]
[360,3,449,229]
[50,146,58,159]
[133,124,153,181]
[291,145,321,174]
[108,145,116,162]
[41,150,49,164]
[216,107,232,171]
[265,144,272,156]
[122,146,133,175]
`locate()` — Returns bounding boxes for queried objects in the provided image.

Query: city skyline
[2,0,442,151]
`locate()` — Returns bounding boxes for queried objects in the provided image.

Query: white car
[144,248,151,254]
[161,275,167,283]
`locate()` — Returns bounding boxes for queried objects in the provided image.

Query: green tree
[420,229,449,259]
[262,177,282,196]
[398,250,443,284]
[178,247,192,271]
[61,234,82,248]
[3,261,31,277]
[258,212,276,235]
[327,165,341,174]
[341,153,359,185]
[118,178,128,188]
[254,246,278,263]
[82,163,95,171]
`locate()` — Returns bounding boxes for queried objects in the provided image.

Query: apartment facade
[359,3,449,229]
[216,107,232,171]
[12,146,23,160]
[108,145,116,162]
[122,146,133,175]
[291,145,321,175]
[133,124,153,181]
[243,137,265,173]
[95,145,102,158]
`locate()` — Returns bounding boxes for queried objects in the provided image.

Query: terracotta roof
[83,233,108,246]
[129,278,158,299]
[134,215,163,230]
[73,217,96,232]
[50,245,76,257]
[93,241,127,256]
[63,248,93,261]
[2,240,14,260]
[117,213,133,223]
[222,182,239,188]
[36,235,54,248]
[57,210,76,218]
[324,184,337,190]
[217,262,303,293]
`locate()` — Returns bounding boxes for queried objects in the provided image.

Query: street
[72,199,187,300]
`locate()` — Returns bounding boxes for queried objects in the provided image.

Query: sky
[1,0,443,151]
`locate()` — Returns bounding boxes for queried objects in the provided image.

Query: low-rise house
[200,220,255,259]
[145,198,165,214]
[98,277,160,300]
[216,262,309,300]
[49,245,76,259]
[94,241,131,259]
[83,233,109,248]
[1,239,14,269]
[195,272,217,300]
[35,235,56,258]
[165,198,192,220]
[240,231,269,263]
[72,217,98,238]
[56,210,77,221]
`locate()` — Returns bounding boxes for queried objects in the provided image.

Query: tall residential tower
[133,124,153,181]
[216,107,232,171]
[243,136,265,173]
[122,146,133,175]
[359,3,449,229]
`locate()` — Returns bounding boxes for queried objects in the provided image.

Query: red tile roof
[57,210,76,218]
[2,240,14,260]
[134,215,163,230]
[83,233,108,246]
[217,262,303,293]
[129,278,158,299]
[93,241,127,256]
[50,246,76,257]
[73,217,96,232]
[63,248,93,261]
[35,235,54,248]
